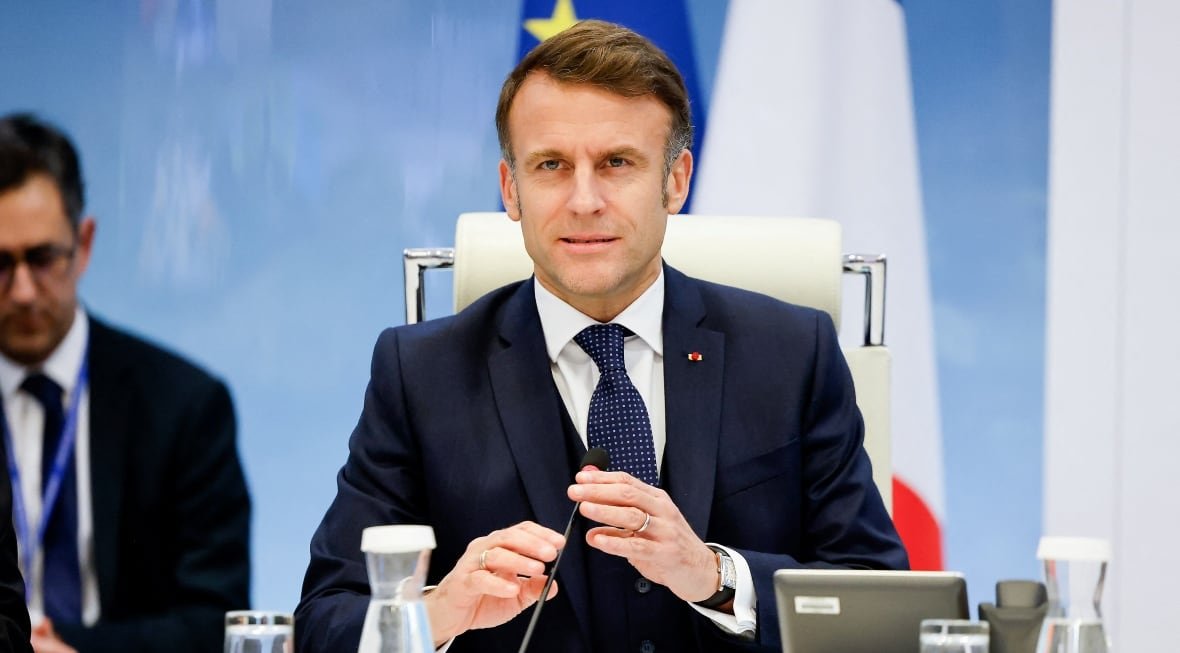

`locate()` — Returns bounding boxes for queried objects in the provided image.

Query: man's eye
[24,246,57,268]
[540,160,561,171]
[607,157,627,168]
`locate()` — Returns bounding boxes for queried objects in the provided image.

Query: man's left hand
[568,470,720,607]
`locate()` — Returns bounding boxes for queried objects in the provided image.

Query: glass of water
[920,619,989,653]
[225,610,294,653]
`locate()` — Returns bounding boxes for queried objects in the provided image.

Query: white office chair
[403,212,892,511]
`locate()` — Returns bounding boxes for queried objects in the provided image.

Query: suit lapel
[660,267,723,539]
[85,318,130,610]
[486,280,592,649]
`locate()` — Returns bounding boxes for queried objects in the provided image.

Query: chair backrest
[404,212,892,511]
[453,212,844,327]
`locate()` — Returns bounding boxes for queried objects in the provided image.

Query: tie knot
[574,323,627,372]
[21,372,64,413]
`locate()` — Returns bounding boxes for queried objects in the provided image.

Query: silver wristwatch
[695,545,737,609]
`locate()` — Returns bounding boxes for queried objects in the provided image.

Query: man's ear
[663,148,693,215]
[73,216,97,278]
[499,160,521,222]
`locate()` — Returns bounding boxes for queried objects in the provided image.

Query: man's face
[0,174,94,365]
[499,73,692,322]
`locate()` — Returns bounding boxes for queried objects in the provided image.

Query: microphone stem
[517,505,579,653]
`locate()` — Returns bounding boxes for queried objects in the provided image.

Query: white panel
[1044,0,1126,638]
[1116,1,1180,649]
[1048,0,1180,646]
[1044,1,1124,541]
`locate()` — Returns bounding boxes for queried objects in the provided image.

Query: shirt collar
[534,271,665,362]
[0,305,89,399]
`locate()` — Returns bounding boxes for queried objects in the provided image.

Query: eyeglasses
[0,243,77,290]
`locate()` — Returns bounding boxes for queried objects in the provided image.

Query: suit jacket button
[639,640,656,653]
[634,578,653,594]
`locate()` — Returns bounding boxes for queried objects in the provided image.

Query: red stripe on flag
[892,476,944,570]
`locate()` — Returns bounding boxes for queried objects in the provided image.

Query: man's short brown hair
[0,113,85,228]
[495,19,693,174]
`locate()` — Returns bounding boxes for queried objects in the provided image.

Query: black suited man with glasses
[0,113,250,653]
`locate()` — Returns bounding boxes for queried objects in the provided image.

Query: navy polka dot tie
[574,324,659,486]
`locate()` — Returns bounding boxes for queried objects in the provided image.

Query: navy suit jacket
[49,317,251,653]
[297,266,907,652]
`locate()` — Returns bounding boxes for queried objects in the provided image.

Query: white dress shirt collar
[0,305,88,398]
[533,271,665,361]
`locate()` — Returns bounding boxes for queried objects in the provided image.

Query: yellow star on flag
[524,0,579,42]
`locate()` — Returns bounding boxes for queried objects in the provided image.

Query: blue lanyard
[1,347,88,596]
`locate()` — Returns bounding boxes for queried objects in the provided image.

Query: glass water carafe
[357,525,436,653]
[1035,536,1112,653]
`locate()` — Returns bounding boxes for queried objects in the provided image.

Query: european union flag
[515,0,708,210]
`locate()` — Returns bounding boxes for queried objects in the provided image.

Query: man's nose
[6,262,40,302]
[567,168,606,215]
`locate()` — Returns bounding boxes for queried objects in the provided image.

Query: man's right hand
[424,521,565,647]
[30,619,77,653]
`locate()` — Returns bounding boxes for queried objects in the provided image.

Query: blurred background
[2,1,1176,648]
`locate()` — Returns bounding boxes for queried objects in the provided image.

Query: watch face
[720,553,738,589]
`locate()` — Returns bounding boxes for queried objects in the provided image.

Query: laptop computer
[775,569,969,653]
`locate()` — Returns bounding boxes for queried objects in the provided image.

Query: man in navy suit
[0,114,250,653]
[297,20,907,652]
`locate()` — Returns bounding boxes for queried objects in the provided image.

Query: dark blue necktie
[21,373,82,624]
[574,324,659,486]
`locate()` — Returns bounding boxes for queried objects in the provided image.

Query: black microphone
[517,447,610,653]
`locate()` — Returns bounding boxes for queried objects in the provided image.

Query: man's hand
[568,470,722,608]
[424,521,565,647]
[31,618,78,653]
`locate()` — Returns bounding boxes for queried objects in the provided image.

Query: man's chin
[550,273,625,302]
[0,332,56,366]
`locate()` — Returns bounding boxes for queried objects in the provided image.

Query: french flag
[692,0,946,570]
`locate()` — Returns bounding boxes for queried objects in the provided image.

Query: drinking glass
[1035,536,1111,653]
[920,619,989,653]
[357,525,435,653]
[225,610,293,653]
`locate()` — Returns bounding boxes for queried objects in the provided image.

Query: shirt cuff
[686,543,757,636]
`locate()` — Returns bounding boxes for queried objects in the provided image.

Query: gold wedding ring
[635,511,652,534]
[479,549,490,570]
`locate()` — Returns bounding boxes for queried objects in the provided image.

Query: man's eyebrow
[604,146,649,163]
[522,149,566,167]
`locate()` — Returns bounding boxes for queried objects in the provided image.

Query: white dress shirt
[0,306,101,626]
[534,273,757,637]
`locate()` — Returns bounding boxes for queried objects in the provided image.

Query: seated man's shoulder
[89,315,224,390]
[375,280,527,353]
[692,276,831,333]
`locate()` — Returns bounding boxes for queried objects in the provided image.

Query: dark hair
[495,19,693,175]
[0,113,85,227]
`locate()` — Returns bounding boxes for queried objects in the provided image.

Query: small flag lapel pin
[687,351,703,362]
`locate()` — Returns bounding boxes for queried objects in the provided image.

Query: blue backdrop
[0,0,1048,613]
